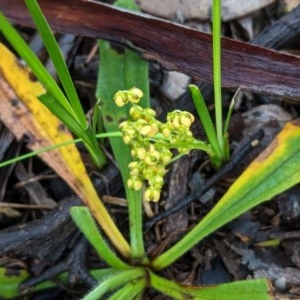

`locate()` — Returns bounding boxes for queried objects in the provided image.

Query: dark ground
[1,1,300,299]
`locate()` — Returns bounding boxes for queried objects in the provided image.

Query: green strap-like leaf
[189,85,221,160]
[24,0,87,128]
[96,0,149,262]
[0,4,106,168]
[39,93,106,167]
[70,206,130,270]
[149,270,272,300]
[152,119,300,270]
[0,266,121,299]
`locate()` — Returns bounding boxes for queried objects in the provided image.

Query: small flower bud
[149,122,159,136]
[148,144,156,153]
[139,123,159,137]
[144,187,161,202]
[121,126,136,144]
[129,106,143,120]
[114,91,128,107]
[122,128,136,137]
[128,87,143,103]
[179,112,195,127]
[161,124,172,138]
[167,111,181,128]
[123,134,132,145]
[178,147,189,154]
[169,136,179,144]
[127,176,143,191]
[131,147,147,160]
[135,119,148,128]
[150,175,164,186]
[153,165,168,176]
[119,121,130,131]
[171,117,180,128]
[128,161,142,175]
[129,168,140,176]
[143,108,156,121]
[140,125,153,136]
[128,161,139,170]
[144,150,160,166]
[160,150,172,164]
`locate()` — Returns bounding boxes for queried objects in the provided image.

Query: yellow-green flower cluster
[115,88,195,202]
[162,110,195,153]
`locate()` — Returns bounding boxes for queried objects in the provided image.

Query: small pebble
[275,277,287,291]
[160,71,191,100]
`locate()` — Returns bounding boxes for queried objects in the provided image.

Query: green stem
[172,140,213,156]
[126,188,148,263]
[213,0,223,153]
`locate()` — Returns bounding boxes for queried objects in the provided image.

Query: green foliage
[70,207,130,270]
[0,267,122,299]
[151,120,300,270]
[189,84,222,164]
[190,0,231,168]
[96,0,149,262]
[149,270,272,300]
[25,0,86,127]
[69,205,272,299]
[0,0,106,168]
[82,268,146,300]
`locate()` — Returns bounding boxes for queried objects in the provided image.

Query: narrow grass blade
[212,0,223,152]
[24,0,87,128]
[222,88,240,161]
[0,132,121,169]
[39,93,105,166]
[223,88,240,135]
[189,85,221,159]
[38,93,84,137]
